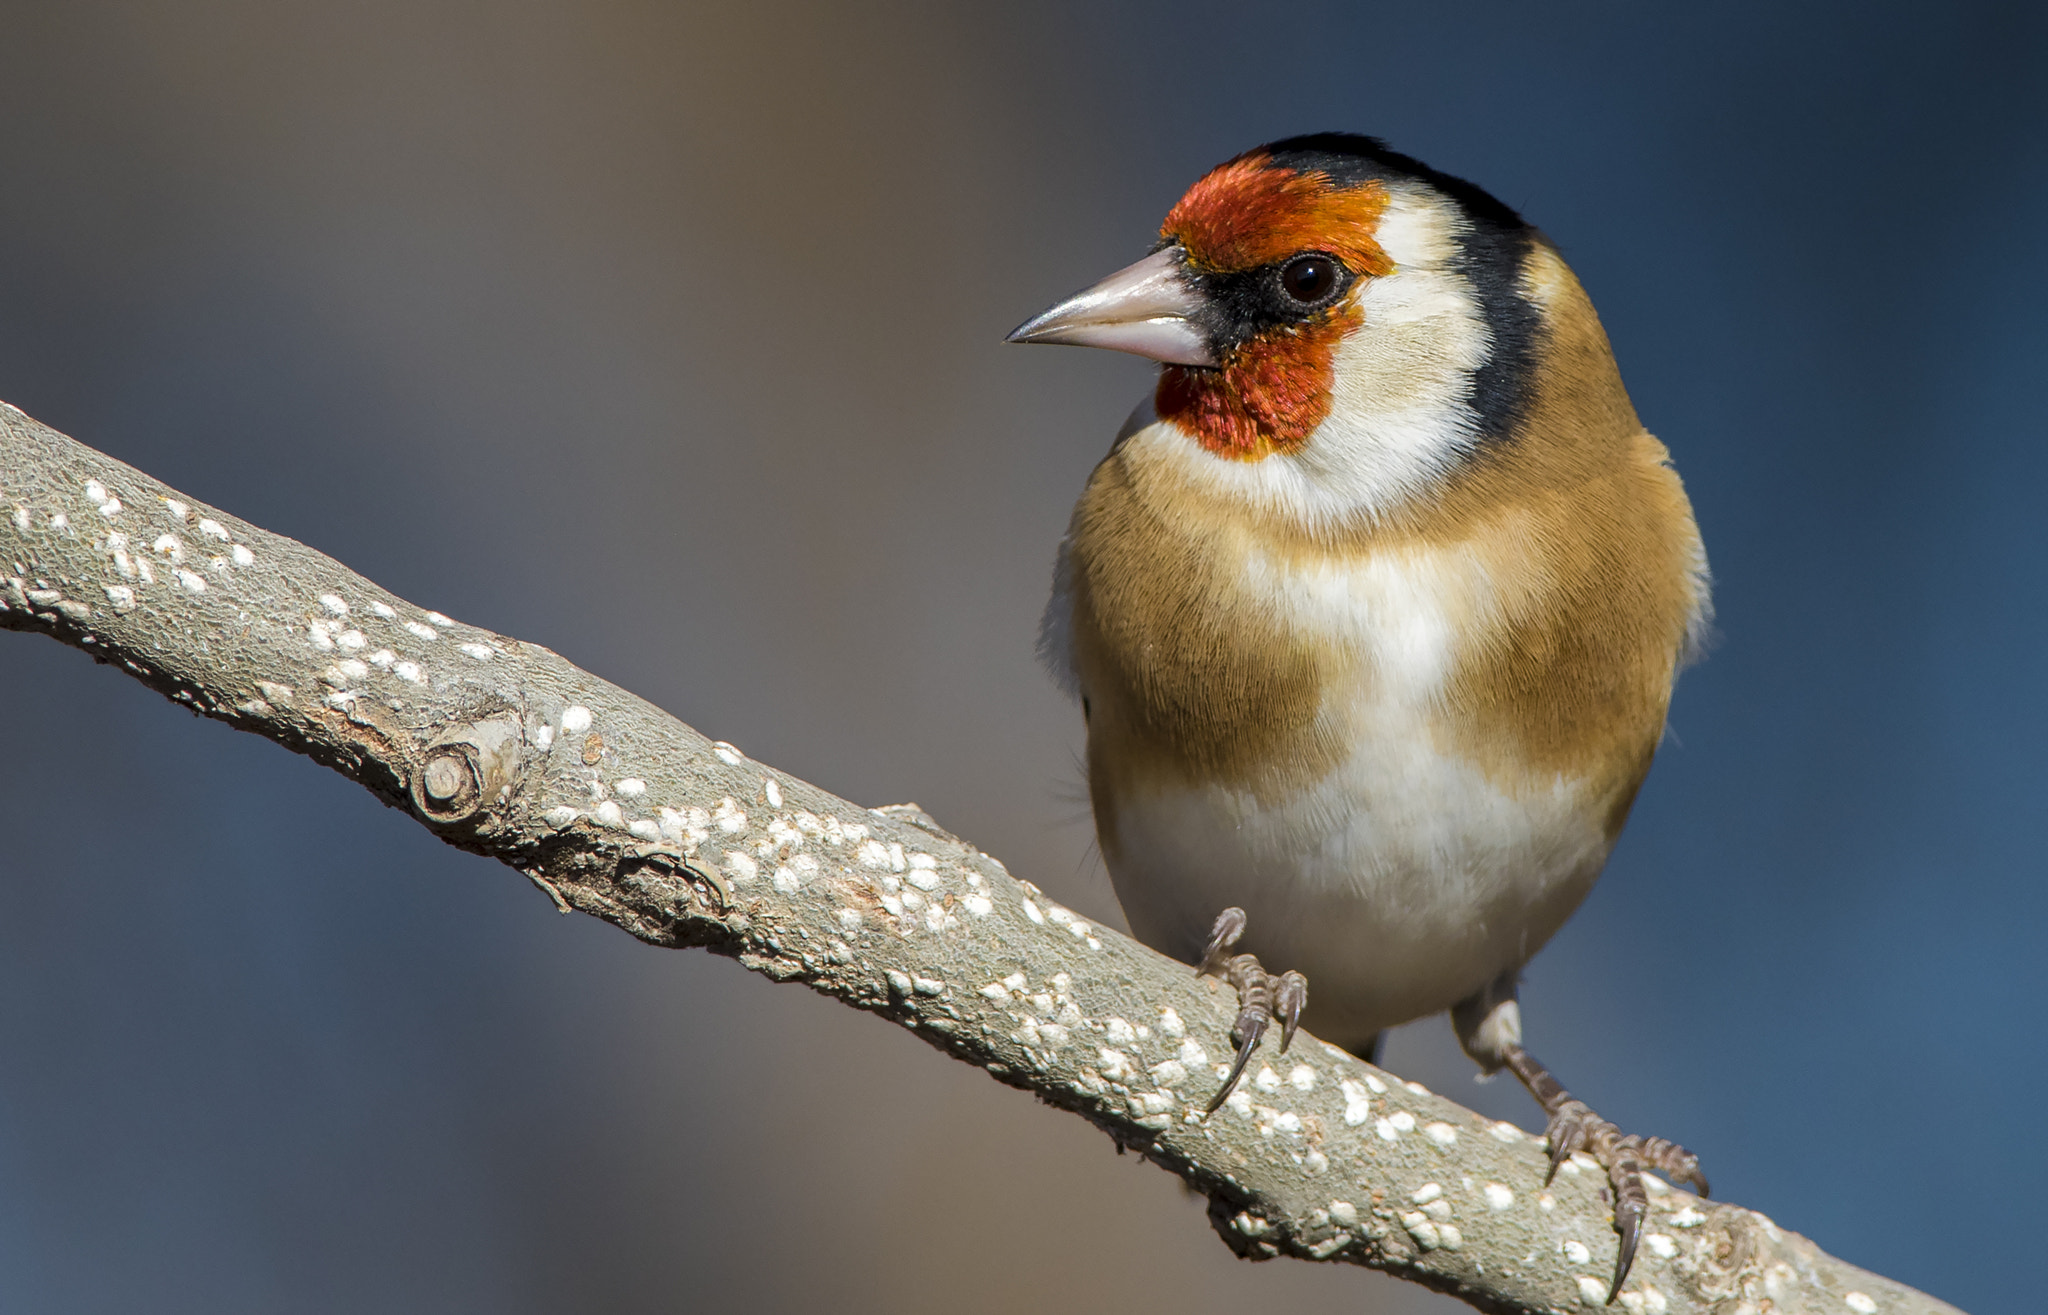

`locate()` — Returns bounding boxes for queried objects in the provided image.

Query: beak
[1006,246,1217,367]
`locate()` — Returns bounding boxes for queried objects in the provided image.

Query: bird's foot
[1501,1044,1707,1303]
[1196,907,1307,1114]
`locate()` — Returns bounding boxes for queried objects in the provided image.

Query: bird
[1008,134,1711,1301]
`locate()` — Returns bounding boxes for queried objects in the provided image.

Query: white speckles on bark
[0,403,1961,1315]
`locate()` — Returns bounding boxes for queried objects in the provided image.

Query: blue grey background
[0,3,2040,1311]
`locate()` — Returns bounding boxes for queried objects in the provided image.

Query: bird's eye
[1279,254,1340,304]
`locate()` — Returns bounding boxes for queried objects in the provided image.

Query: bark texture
[0,400,1960,1315]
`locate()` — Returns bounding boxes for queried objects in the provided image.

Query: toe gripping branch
[1196,907,1307,1115]
[1500,1044,1709,1303]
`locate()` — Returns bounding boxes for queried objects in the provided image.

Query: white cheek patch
[1296,261,1490,513]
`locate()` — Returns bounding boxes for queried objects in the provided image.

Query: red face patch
[1154,154,1393,461]
[1155,309,1358,460]
[1161,153,1394,280]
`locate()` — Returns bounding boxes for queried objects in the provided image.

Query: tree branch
[0,399,1959,1315]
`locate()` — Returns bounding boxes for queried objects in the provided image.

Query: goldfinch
[1010,134,1711,1300]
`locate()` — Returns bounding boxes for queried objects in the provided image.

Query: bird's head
[1011,134,1545,521]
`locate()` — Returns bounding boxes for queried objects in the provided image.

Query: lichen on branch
[0,401,1961,1315]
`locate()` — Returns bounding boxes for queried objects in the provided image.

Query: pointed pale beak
[1006,246,1217,367]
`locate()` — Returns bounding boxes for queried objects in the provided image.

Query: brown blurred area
[4,1,2045,1311]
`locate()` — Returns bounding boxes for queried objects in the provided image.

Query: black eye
[1280,254,1340,304]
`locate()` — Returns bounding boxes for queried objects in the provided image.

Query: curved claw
[1195,910,1309,1115]
[1666,1151,1709,1198]
[1499,1045,1704,1305]
[1198,907,1247,977]
[1275,971,1307,1053]
[1608,1194,1644,1304]
[1543,1100,1592,1184]
[1636,1134,1709,1197]
[1205,1010,1267,1114]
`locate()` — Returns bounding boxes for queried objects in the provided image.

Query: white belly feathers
[1089,534,1613,1048]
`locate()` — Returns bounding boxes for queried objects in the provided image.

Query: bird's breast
[1067,509,1626,1036]
[1051,412,1701,1035]
[1072,501,1600,847]
[1061,435,1678,815]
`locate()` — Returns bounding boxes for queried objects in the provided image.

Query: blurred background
[0,2,2040,1311]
